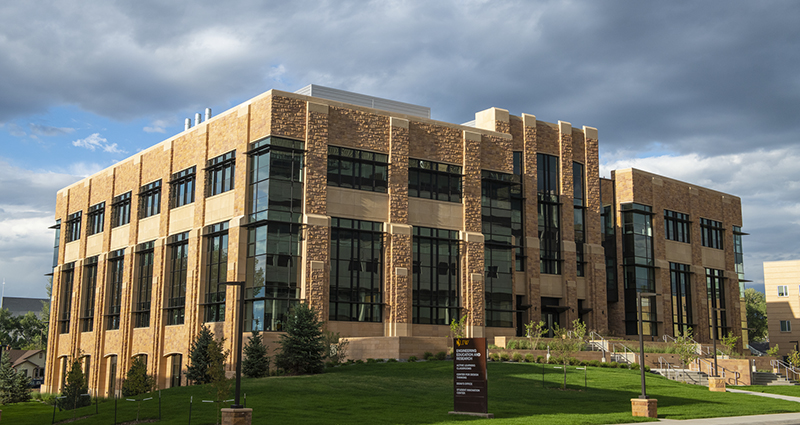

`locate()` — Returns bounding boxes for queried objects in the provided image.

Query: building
[44,85,747,396]
[8,349,46,386]
[764,260,800,356]
[1,297,49,318]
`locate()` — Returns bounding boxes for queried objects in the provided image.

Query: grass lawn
[4,361,800,425]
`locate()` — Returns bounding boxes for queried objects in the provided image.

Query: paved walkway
[612,389,800,425]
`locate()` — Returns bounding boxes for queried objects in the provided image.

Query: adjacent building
[764,260,800,356]
[44,85,747,396]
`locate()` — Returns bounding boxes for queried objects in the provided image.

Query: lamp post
[217,281,245,409]
[637,292,658,399]
[711,307,722,377]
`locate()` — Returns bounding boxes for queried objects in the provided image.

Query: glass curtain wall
[482,171,519,327]
[621,203,656,335]
[412,227,460,324]
[537,154,560,275]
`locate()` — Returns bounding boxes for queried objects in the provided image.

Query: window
[87,202,105,236]
[412,227,460,325]
[106,250,124,330]
[134,241,154,328]
[139,180,162,218]
[170,166,196,208]
[700,218,723,249]
[327,146,388,192]
[482,171,519,327]
[111,192,131,228]
[203,222,228,323]
[166,232,189,325]
[329,218,383,322]
[574,162,586,277]
[59,263,75,334]
[81,257,98,332]
[206,151,235,196]
[602,205,618,303]
[664,210,691,243]
[621,203,656,335]
[734,226,746,297]
[707,268,727,338]
[408,159,462,202]
[670,263,692,336]
[52,219,61,268]
[170,354,182,388]
[538,154,561,275]
[249,138,304,223]
[778,285,789,297]
[781,320,792,332]
[65,211,82,243]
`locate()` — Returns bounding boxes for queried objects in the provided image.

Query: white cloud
[143,118,170,133]
[71,133,126,153]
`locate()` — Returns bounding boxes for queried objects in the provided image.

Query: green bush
[325,361,337,368]
[386,358,398,363]
[355,359,364,364]
[507,340,533,350]
[121,356,155,397]
[609,362,619,368]
[408,356,418,362]
[588,360,601,368]
[489,353,500,362]
[435,351,446,360]
[512,352,523,362]
[525,354,535,363]
[630,362,640,370]
[499,352,510,361]
[366,358,377,363]
[423,352,434,361]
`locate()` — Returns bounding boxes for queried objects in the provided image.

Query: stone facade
[45,88,747,394]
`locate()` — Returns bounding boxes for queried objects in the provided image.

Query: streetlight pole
[218,281,245,409]
[711,308,720,377]
[637,292,658,399]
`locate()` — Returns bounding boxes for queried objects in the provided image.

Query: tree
[121,356,155,397]
[186,325,225,385]
[673,328,700,367]
[59,356,90,410]
[721,334,740,357]
[0,308,20,348]
[242,330,270,378]
[274,303,326,375]
[788,350,800,368]
[550,319,587,390]
[0,351,31,404]
[449,313,468,339]
[18,310,47,350]
[207,339,231,399]
[525,320,548,350]
[745,288,768,342]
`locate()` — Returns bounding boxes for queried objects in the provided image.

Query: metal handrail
[771,359,800,381]
[612,342,636,365]
[696,357,740,385]
[663,334,715,356]
[749,346,767,357]
[588,331,609,353]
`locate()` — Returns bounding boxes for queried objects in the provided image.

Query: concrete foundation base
[448,411,495,418]
[631,398,658,418]
[221,408,252,425]
[709,376,726,392]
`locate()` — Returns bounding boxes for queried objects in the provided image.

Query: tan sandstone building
[44,85,748,396]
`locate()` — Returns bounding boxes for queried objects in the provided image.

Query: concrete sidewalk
[612,388,800,424]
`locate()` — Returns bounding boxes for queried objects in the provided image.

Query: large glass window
[52,219,61,268]
[408,159,462,202]
[106,250,124,330]
[87,202,105,236]
[664,210,691,243]
[170,166,196,209]
[65,211,82,243]
[134,242,154,328]
[59,263,75,334]
[538,154,560,275]
[81,257,98,333]
[734,226,746,297]
[249,138,304,223]
[203,222,228,323]
[621,203,656,335]
[482,171,519,327]
[670,263,692,336]
[330,218,383,323]
[206,151,235,197]
[327,146,388,192]
[701,218,723,249]
[412,227,460,325]
[111,192,131,228]
[706,268,727,338]
[166,232,189,326]
[139,180,161,219]
[244,222,301,331]
[573,162,585,277]
[601,205,618,302]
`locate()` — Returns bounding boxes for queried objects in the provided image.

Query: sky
[1,1,799,299]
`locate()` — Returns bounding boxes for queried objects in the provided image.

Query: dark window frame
[65,211,82,243]
[133,242,155,328]
[206,151,235,197]
[327,146,388,193]
[701,218,724,249]
[670,262,693,336]
[412,227,460,325]
[203,222,228,323]
[170,166,196,209]
[537,154,561,275]
[80,257,98,333]
[139,180,162,219]
[664,210,691,243]
[408,158,462,203]
[59,263,75,334]
[106,250,125,330]
[111,192,131,228]
[86,202,105,236]
[166,232,189,326]
[329,218,384,323]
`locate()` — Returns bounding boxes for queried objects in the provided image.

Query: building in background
[44,86,747,395]
[764,260,800,356]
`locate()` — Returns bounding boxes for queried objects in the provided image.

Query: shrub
[512,352,523,362]
[59,357,89,410]
[644,365,651,373]
[387,358,398,363]
[355,359,364,364]
[536,355,545,364]
[489,353,500,362]
[588,360,601,368]
[423,352,434,361]
[499,352,510,361]
[630,362,640,370]
[325,361,337,368]
[609,361,619,368]
[243,330,270,378]
[275,303,326,375]
[408,356,418,362]
[525,354,535,363]
[121,356,155,397]
[366,358,377,363]
[435,351,447,360]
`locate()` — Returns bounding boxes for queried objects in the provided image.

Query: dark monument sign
[452,337,489,415]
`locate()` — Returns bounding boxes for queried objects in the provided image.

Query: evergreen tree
[59,357,89,410]
[207,339,231,401]
[275,303,326,375]
[243,330,270,378]
[186,325,228,385]
[0,351,31,405]
[121,356,155,397]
